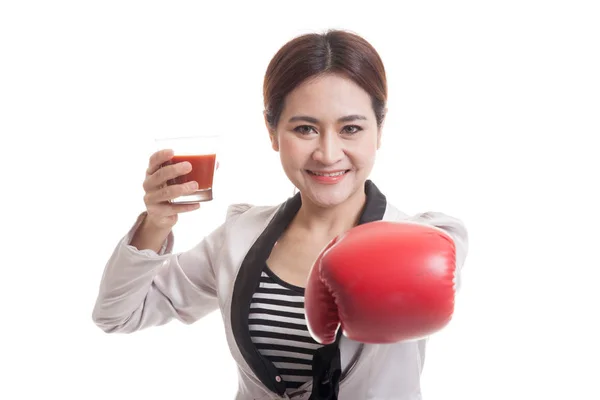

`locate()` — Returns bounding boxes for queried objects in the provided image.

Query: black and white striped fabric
[249,267,323,392]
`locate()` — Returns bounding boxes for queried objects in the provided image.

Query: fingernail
[188,181,198,190]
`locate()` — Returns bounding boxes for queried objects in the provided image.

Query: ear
[377,107,388,149]
[264,110,279,152]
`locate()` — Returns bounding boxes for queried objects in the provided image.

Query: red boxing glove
[305,221,456,345]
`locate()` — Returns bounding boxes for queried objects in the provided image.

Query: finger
[147,149,174,176]
[144,161,192,192]
[145,181,198,204]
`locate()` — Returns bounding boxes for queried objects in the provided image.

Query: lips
[306,170,350,177]
[305,169,351,184]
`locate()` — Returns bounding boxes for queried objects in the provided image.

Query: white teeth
[310,170,346,177]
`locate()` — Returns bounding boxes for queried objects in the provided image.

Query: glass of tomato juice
[154,134,220,204]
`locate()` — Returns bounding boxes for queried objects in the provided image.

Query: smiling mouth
[306,170,350,177]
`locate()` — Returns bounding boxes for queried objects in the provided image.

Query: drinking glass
[154,134,220,203]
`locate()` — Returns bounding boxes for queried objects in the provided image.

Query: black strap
[308,330,343,400]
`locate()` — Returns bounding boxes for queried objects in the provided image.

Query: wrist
[143,214,172,234]
[129,214,172,253]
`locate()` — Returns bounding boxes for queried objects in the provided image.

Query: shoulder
[211,202,285,263]
[224,202,282,226]
[384,202,469,272]
[385,203,467,239]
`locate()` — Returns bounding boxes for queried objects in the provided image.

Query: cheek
[349,142,378,167]
[279,137,308,164]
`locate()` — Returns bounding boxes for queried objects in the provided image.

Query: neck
[294,188,367,239]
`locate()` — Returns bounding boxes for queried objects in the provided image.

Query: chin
[304,192,349,209]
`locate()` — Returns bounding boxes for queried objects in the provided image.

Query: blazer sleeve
[91,204,250,333]
[409,212,469,292]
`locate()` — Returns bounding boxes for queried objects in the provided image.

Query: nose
[312,132,344,165]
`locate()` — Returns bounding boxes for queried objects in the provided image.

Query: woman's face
[268,73,382,209]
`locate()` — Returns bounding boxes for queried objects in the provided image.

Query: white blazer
[92,180,469,399]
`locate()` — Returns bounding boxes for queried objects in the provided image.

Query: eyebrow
[288,114,368,124]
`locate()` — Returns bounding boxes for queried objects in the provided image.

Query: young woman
[92,29,469,400]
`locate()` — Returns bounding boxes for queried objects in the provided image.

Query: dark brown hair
[263,29,388,130]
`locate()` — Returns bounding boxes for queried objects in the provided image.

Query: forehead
[281,74,373,119]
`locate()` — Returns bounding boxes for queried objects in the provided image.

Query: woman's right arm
[91,211,227,333]
[91,149,220,333]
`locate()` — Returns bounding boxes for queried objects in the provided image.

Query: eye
[342,125,363,134]
[293,125,317,135]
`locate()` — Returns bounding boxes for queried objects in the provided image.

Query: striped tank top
[249,266,323,392]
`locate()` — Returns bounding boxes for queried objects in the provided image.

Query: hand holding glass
[154,135,219,204]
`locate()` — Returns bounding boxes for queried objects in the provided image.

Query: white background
[1,1,599,399]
